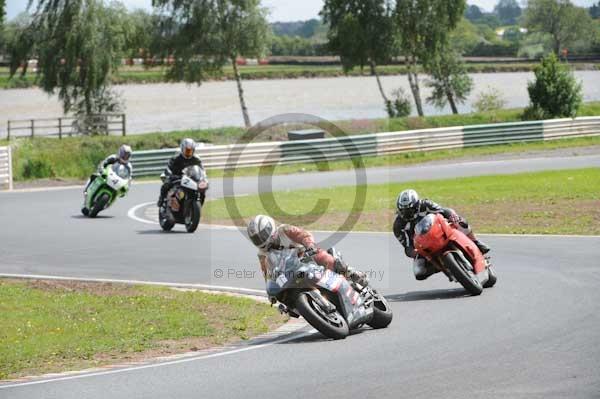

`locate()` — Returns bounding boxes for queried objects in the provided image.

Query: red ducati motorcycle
[413,213,497,296]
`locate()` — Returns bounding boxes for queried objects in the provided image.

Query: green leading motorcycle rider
[81,145,132,215]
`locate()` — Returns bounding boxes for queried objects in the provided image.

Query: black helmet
[118,144,132,163]
[180,138,196,159]
[247,215,276,250]
[397,189,420,220]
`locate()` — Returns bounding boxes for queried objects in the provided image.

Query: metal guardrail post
[7,146,13,191]
[31,119,35,138]
[7,121,10,140]
[58,118,63,139]
[122,114,126,137]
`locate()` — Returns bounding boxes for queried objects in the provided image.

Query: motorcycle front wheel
[367,290,393,329]
[184,201,201,233]
[443,252,483,296]
[90,193,110,218]
[159,207,175,231]
[295,292,349,340]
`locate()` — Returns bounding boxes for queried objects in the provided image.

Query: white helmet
[247,215,277,250]
[118,144,132,163]
[397,189,420,219]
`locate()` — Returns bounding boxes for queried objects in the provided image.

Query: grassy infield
[0,280,285,380]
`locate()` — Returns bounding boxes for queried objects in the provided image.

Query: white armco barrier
[128,116,600,177]
[0,146,12,191]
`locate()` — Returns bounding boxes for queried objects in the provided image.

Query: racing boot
[333,258,369,288]
[468,232,490,254]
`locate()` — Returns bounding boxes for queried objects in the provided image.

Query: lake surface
[1,71,599,137]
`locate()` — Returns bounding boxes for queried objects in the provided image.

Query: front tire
[367,290,393,329]
[89,193,109,218]
[483,266,498,288]
[443,252,483,296]
[159,207,175,232]
[184,201,201,233]
[295,292,349,340]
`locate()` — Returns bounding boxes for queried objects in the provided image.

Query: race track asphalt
[1,154,599,398]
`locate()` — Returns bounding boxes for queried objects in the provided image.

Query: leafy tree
[524,53,582,119]
[124,9,158,59]
[154,0,270,128]
[525,0,595,55]
[321,0,397,116]
[425,48,473,114]
[10,0,128,117]
[465,5,483,21]
[0,0,5,26]
[590,2,600,18]
[494,0,522,25]
[394,0,466,116]
[473,86,506,113]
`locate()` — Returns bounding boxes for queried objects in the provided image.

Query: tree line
[0,0,595,127]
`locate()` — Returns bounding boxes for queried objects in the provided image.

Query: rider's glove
[449,213,461,226]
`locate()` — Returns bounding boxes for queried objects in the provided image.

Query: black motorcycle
[158,166,209,233]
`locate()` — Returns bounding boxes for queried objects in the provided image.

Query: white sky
[5,0,598,22]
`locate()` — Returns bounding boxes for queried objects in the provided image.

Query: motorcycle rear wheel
[90,193,109,218]
[443,252,483,296]
[295,292,349,340]
[367,290,393,329]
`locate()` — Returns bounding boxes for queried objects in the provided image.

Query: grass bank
[2,102,599,182]
[202,168,600,235]
[0,279,284,380]
[2,62,598,89]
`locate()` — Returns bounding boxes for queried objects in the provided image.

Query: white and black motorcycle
[266,247,393,339]
[158,166,209,233]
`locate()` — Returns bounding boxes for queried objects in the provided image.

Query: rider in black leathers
[157,138,204,207]
[393,189,490,281]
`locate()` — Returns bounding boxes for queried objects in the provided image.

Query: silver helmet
[396,189,420,219]
[247,215,276,250]
[118,144,132,163]
[180,138,196,159]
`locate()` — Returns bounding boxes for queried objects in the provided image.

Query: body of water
[1,71,599,137]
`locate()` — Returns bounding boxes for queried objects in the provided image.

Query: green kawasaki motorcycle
[81,163,131,218]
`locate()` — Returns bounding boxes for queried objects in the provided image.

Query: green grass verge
[2,102,599,182]
[0,279,284,380]
[203,168,600,235]
[2,62,598,89]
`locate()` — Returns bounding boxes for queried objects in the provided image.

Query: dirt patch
[24,279,144,297]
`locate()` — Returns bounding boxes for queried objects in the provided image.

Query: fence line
[130,116,600,177]
[0,146,13,191]
[6,114,126,139]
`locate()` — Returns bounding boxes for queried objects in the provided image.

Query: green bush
[524,53,583,120]
[21,158,55,179]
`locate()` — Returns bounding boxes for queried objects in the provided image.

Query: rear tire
[184,201,201,233]
[89,193,109,218]
[443,252,483,296]
[483,266,498,288]
[367,290,393,329]
[295,292,349,340]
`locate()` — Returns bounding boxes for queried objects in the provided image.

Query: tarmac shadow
[136,229,188,235]
[71,214,114,219]
[386,288,469,302]
[281,325,369,344]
